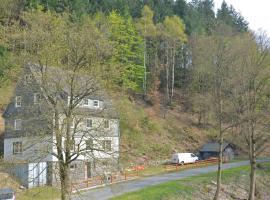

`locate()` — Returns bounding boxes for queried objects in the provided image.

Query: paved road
[72,159,269,200]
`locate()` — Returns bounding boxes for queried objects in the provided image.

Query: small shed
[199,142,235,161]
[7,162,47,188]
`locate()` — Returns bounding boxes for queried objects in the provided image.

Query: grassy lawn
[111,163,270,200]
[138,160,221,177]
[17,187,60,200]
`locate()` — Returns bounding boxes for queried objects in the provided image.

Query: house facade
[3,64,120,188]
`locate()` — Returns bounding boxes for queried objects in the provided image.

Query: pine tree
[108,11,144,91]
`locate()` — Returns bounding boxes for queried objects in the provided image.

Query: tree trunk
[143,38,147,98]
[248,124,256,200]
[249,159,256,200]
[171,45,175,102]
[60,163,71,200]
[213,135,223,200]
[214,86,223,200]
[166,45,169,105]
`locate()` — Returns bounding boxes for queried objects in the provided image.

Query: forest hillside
[0,0,269,165]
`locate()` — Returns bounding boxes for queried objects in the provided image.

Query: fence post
[125,172,127,180]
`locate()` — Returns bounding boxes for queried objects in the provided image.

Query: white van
[171,153,199,165]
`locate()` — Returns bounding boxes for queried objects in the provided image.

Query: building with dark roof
[199,141,235,161]
[2,64,120,188]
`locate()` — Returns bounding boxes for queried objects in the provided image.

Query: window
[14,119,22,130]
[84,99,89,106]
[24,74,32,84]
[102,140,112,151]
[15,96,22,107]
[86,139,93,151]
[86,118,92,128]
[104,120,109,129]
[34,93,40,104]
[13,142,22,154]
[70,163,77,171]
[93,100,99,107]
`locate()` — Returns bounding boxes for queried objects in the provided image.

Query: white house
[2,64,120,187]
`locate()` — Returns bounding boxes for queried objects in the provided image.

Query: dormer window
[24,74,32,84]
[14,119,22,130]
[93,100,99,107]
[15,96,22,107]
[34,93,40,104]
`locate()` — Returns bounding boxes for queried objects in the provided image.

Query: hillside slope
[112,92,210,164]
[0,82,211,164]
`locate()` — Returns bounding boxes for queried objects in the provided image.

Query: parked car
[0,188,15,200]
[171,153,199,165]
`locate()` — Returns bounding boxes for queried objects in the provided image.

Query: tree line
[0,1,269,200]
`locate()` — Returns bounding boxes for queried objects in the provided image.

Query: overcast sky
[213,0,270,35]
[186,0,270,36]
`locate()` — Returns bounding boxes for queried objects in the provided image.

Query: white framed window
[93,100,99,107]
[102,140,112,151]
[13,141,22,154]
[34,93,40,104]
[104,120,109,129]
[84,99,89,106]
[86,118,93,128]
[70,163,77,171]
[14,119,22,130]
[15,96,22,107]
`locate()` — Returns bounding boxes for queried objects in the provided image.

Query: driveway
[72,159,269,200]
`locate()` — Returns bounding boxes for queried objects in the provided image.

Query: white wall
[4,136,54,162]
[4,117,120,163]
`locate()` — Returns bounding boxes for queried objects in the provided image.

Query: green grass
[17,186,60,200]
[111,162,270,200]
[112,180,195,200]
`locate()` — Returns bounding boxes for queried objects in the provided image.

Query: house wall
[5,162,47,188]
[4,136,53,162]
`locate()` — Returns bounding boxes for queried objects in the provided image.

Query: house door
[86,162,91,178]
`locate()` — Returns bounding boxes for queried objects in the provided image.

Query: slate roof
[3,64,119,119]
[200,142,230,152]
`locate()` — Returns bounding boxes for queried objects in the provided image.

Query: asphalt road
[72,159,269,200]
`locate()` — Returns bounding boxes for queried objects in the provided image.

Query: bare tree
[191,25,241,200]
[229,32,270,200]
[4,10,118,200]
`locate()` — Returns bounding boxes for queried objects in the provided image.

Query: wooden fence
[163,158,219,172]
[71,168,142,192]
[71,159,220,192]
